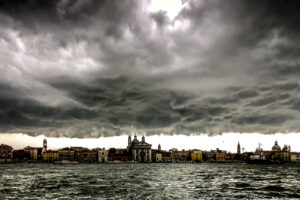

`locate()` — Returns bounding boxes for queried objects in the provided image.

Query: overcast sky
[1,0,300,140]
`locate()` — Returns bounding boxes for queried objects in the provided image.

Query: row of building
[1,136,300,163]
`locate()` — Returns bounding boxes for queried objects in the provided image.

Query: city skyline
[1,132,300,153]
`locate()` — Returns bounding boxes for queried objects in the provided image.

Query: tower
[142,135,145,143]
[237,142,241,154]
[158,144,161,151]
[128,135,132,146]
[43,139,47,152]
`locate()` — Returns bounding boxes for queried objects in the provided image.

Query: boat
[54,160,78,165]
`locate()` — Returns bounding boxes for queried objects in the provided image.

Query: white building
[291,152,300,162]
[98,149,108,163]
[128,135,152,163]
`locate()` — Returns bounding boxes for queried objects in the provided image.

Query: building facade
[98,149,108,163]
[127,135,152,162]
[58,148,75,161]
[156,153,162,162]
[191,150,202,162]
[43,150,58,162]
[24,147,43,160]
[0,144,13,163]
[291,152,300,162]
[76,150,97,163]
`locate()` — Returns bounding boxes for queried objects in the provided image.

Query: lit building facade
[191,150,202,162]
[43,150,58,162]
[98,149,108,163]
[127,135,152,162]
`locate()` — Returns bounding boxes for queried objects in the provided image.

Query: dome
[272,141,281,151]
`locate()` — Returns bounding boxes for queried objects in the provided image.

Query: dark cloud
[232,114,292,126]
[248,93,290,107]
[236,90,259,99]
[0,0,300,137]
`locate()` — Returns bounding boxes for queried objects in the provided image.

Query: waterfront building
[291,152,300,162]
[0,144,13,163]
[58,148,75,161]
[127,135,152,162]
[43,150,58,162]
[98,149,108,163]
[203,149,227,162]
[156,153,162,162]
[13,150,30,161]
[24,146,43,160]
[171,149,190,162]
[191,150,202,162]
[203,151,215,161]
[108,148,132,161]
[161,151,172,163]
[215,149,227,161]
[226,153,237,161]
[76,150,97,163]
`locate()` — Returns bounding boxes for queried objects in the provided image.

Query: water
[0,163,299,199]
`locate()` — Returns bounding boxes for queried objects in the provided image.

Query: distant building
[0,144,13,163]
[58,148,75,161]
[156,153,162,162]
[127,135,152,162]
[203,149,227,162]
[13,149,30,161]
[271,141,291,163]
[24,146,43,160]
[98,149,108,163]
[215,149,227,161]
[191,150,202,162]
[291,152,300,162]
[76,150,97,163]
[43,150,58,162]
[272,141,281,151]
[171,149,190,162]
[108,148,131,161]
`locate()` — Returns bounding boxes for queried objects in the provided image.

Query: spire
[158,144,161,151]
[237,141,241,154]
[142,135,145,142]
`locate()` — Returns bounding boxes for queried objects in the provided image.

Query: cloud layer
[0,0,300,137]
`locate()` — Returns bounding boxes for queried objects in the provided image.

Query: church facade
[127,135,152,162]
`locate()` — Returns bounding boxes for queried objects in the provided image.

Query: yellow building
[43,150,58,162]
[156,153,162,162]
[191,150,202,162]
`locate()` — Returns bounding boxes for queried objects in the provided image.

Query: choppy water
[0,163,300,199]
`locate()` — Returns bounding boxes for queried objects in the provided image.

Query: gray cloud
[0,0,300,137]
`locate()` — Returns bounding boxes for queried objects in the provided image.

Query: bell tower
[128,135,132,146]
[43,139,47,152]
[142,135,145,143]
[237,142,241,154]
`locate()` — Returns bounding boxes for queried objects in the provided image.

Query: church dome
[272,141,281,151]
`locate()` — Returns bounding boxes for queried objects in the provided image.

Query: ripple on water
[0,163,300,199]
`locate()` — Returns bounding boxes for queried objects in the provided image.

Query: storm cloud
[0,0,300,137]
